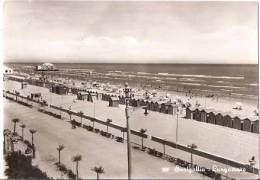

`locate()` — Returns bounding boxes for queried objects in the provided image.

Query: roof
[110,97,119,101]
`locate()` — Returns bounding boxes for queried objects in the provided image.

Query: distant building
[3,66,13,75]
[36,63,57,71]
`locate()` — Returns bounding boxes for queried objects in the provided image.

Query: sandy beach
[3,79,259,179]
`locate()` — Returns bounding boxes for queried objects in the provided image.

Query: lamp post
[124,82,132,180]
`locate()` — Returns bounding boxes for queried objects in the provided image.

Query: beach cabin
[51,84,68,95]
[150,101,156,111]
[168,104,174,115]
[242,118,252,132]
[252,120,259,133]
[200,109,207,122]
[87,93,96,102]
[193,109,201,121]
[77,92,88,100]
[155,102,161,112]
[147,101,152,110]
[215,113,224,126]
[97,92,102,100]
[71,88,78,95]
[109,96,119,107]
[118,96,125,104]
[207,112,216,124]
[160,103,167,114]
[136,99,142,107]
[132,99,138,107]
[233,116,242,130]
[172,104,178,115]
[223,115,233,128]
[185,107,192,119]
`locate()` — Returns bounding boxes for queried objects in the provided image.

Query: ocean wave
[137,72,153,75]
[157,73,244,80]
[180,82,202,86]
[179,78,206,82]
[248,83,258,87]
[207,85,246,89]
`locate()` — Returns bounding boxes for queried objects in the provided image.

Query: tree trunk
[141,137,143,149]
[3,135,6,154]
[13,123,16,133]
[190,152,193,166]
[22,128,24,140]
[80,117,82,125]
[107,125,109,133]
[76,161,79,179]
[31,134,34,145]
[97,173,99,180]
[93,121,95,129]
[58,151,61,164]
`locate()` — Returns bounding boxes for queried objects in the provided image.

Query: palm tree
[29,129,37,158]
[78,111,84,125]
[72,154,82,179]
[188,144,198,167]
[92,166,105,180]
[139,128,147,150]
[19,124,26,140]
[12,118,20,133]
[15,91,19,101]
[57,145,64,164]
[68,106,72,121]
[106,119,112,133]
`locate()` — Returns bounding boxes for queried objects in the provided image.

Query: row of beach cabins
[7,76,259,134]
[186,107,259,134]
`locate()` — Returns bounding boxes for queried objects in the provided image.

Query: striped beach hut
[136,99,142,107]
[200,109,207,122]
[71,88,78,95]
[252,120,259,133]
[242,118,252,132]
[193,108,201,121]
[215,113,224,126]
[207,112,216,124]
[147,101,152,110]
[154,102,161,112]
[185,107,192,119]
[77,92,88,100]
[150,101,156,111]
[223,114,233,128]
[233,116,242,130]
[109,96,119,107]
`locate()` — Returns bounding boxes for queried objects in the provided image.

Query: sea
[5,63,259,100]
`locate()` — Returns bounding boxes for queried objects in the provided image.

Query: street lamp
[124,82,132,180]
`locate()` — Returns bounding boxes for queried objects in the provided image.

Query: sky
[3,0,258,64]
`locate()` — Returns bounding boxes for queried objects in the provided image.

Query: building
[109,97,119,107]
